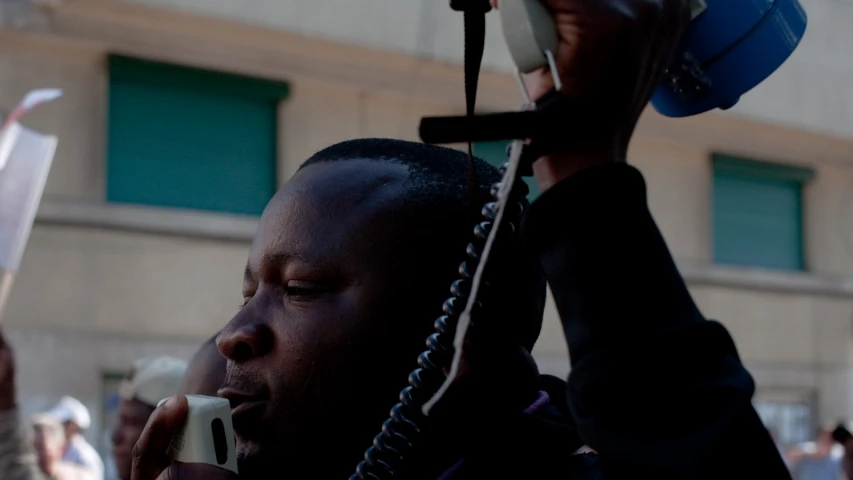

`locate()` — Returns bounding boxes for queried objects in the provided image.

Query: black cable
[349,2,498,478]
[349,164,528,480]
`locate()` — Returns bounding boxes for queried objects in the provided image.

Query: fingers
[0,326,8,351]
[0,347,12,372]
[131,395,189,480]
[160,463,239,480]
[615,0,689,128]
[0,331,15,380]
[629,0,680,119]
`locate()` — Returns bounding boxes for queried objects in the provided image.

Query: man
[30,414,91,480]
[109,343,219,480]
[840,426,853,479]
[138,143,559,480]
[47,396,103,480]
[176,335,226,397]
[789,426,843,480]
[110,356,187,480]
[111,340,228,480]
[0,327,45,480]
[0,329,93,480]
[0,328,187,480]
[133,0,791,478]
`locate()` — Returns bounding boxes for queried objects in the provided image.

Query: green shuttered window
[712,154,814,271]
[106,56,289,216]
[472,141,540,201]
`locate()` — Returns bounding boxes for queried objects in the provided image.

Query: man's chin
[114,457,131,480]
[236,440,273,479]
[236,438,257,461]
[235,438,351,478]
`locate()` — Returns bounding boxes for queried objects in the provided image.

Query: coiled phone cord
[350,162,529,480]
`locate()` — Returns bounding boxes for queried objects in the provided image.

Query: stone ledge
[681,264,853,298]
[34,200,853,296]
[36,199,258,242]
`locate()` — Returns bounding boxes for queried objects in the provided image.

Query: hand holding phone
[132,395,238,480]
[157,395,238,474]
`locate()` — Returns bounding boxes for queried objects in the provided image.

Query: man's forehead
[286,158,409,197]
[247,159,412,270]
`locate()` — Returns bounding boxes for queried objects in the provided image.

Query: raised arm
[510,0,792,476]
[523,164,790,478]
[0,331,49,480]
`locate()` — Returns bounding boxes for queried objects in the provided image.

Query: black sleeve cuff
[521,163,705,362]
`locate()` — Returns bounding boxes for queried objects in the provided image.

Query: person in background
[0,327,85,480]
[0,324,187,480]
[47,397,103,480]
[30,414,91,480]
[110,356,187,480]
[789,425,842,480]
[841,425,853,479]
[177,334,226,397]
[770,427,793,471]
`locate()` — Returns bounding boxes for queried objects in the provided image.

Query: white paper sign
[0,89,62,272]
[0,88,61,172]
[0,88,63,131]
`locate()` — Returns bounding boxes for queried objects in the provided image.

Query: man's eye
[284,281,323,297]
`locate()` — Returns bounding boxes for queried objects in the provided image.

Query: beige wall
[2,0,853,441]
[0,33,106,201]
[113,0,853,140]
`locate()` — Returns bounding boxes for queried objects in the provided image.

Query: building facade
[2,0,853,470]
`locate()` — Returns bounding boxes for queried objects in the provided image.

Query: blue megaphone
[651,0,807,118]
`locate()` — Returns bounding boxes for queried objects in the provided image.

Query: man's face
[32,426,62,474]
[111,398,155,480]
[217,160,448,477]
[816,429,837,455]
[61,421,76,440]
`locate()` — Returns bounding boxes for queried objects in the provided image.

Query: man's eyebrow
[245,254,308,279]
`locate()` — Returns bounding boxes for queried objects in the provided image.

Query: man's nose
[217,307,274,362]
[111,427,121,447]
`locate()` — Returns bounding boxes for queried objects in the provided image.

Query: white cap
[119,356,188,408]
[48,396,91,430]
[31,413,66,448]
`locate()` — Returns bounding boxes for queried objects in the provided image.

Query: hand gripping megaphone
[500,0,808,117]
[419,0,808,147]
[651,0,807,117]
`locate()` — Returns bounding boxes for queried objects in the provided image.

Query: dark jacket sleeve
[521,163,791,479]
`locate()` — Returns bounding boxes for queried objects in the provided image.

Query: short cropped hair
[299,138,546,351]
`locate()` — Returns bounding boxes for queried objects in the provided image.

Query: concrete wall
[1,0,853,450]
[117,0,853,139]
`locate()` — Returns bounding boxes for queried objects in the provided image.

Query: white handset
[157,395,238,474]
[499,0,559,74]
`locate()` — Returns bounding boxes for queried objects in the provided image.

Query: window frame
[710,153,815,272]
[105,55,289,217]
[753,387,818,448]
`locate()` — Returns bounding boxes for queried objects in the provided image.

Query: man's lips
[218,387,270,418]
